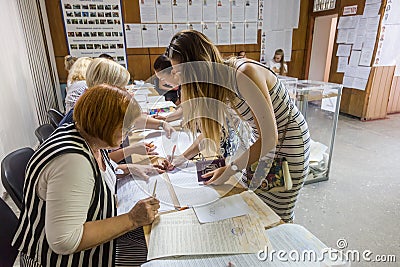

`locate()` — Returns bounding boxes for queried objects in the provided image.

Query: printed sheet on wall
[61,0,127,67]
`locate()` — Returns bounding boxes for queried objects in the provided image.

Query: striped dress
[12,124,116,267]
[229,62,310,223]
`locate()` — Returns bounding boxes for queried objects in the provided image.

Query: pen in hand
[152,180,158,197]
[170,144,177,164]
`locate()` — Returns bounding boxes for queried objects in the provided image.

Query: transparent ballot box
[278,75,298,103]
[295,80,343,184]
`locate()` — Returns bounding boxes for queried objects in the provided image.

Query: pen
[177,206,189,211]
[152,180,158,197]
[170,144,177,163]
[148,141,154,148]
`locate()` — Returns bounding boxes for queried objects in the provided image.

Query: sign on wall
[61,0,127,67]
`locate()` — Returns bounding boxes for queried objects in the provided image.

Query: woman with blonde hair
[65,57,93,112]
[164,30,310,222]
[13,85,160,266]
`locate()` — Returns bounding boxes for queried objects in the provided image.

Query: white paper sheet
[172,23,187,34]
[337,15,360,29]
[337,56,348,73]
[336,29,349,43]
[343,75,354,88]
[193,194,250,223]
[349,50,361,66]
[345,29,357,44]
[202,0,217,21]
[187,23,203,32]
[352,35,364,50]
[144,130,194,158]
[141,24,159,47]
[245,22,257,44]
[216,22,230,45]
[244,0,259,21]
[125,24,142,48]
[363,3,381,17]
[156,0,173,23]
[187,0,202,22]
[157,24,174,47]
[352,77,368,91]
[139,0,157,23]
[147,209,269,260]
[309,140,328,162]
[321,90,338,113]
[231,0,245,22]
[203,23,217,43]
[382,1,400,25]
[374,24,400,66]
[216,0,230,22]
[336,44,352,57]
[395,64,400,77]
[359,47,374,66]
[172,0,187,23]
[231,22,245,44]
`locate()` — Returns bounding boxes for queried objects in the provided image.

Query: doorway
[308,14,338,82]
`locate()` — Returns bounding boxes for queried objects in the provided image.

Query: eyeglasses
[165,44,182,59]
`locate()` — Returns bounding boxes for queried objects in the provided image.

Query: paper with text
[147,209,270,260]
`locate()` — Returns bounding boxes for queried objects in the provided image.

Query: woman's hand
[116,163,165,180]
[124,142,158,156]
[161,121,175,138]
[203,165,234,185]
[152,114,167,121]
[128,197,160,229]
[161,154,188,171]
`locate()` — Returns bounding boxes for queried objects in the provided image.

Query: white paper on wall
[156,0,173,23]
[349,50,361,66]
[187,23,203,32]
[157,24,174,46]
[202,23,217,43]
[359,47,374,66]
[172,0,188,23]
[337,15,360,29]
[283,29,292,62]
[172,23,187,34]
[141,24,159,47]
[382,1,400,25]
[125,24,142,48]
[139,0,157,23]
[187,0,202,22]
[374,24,400,66]
[216,0,230,22]
[244,0,259,21]
[62,0,127,66]
[203,0,217,21]
[363,3,381,18]
[352,77,368,90]
[216,22,230,44]
[336,29,349,44]
[345,29,357,44]
[336,44,352,57]
[337,56,348,73]
[231,0,245,22]
[352,35,364,50]
[245,21,258,44]
[231,22,245,44]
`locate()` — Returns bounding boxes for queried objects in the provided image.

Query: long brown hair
[166,30,238,153]
[274,49,285,75]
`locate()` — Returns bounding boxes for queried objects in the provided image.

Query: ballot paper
[193,194,250,223]
[147,209,270,260]
[143,130,194,158]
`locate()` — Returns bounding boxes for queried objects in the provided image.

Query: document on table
[147,208,270,260]
[193,194,250,223]
[143,131,194,158]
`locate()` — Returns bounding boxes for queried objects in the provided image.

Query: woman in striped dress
[13,85,160,267]
[163,30,310,222]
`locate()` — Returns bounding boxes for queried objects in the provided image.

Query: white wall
[0,0,39,191]
[308,14,338,82]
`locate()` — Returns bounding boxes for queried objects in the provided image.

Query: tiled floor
[2,113,400,266]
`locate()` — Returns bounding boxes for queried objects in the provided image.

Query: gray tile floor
[295,113,400,266]
[3,113,400,266]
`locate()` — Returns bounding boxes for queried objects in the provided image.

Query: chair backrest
[47,108,64,128]
[1,147,34,210]
[0,198,19,267]
[35,124,55,144]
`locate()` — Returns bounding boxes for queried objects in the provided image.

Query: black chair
[0,198,19,267]
[35,124,55,144]
[47,108,64,128]
[1,147,34,210]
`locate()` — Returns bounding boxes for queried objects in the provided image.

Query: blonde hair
[67,57,93,83]
[64,55,77,72]
[86,58,130,88]
[274,49,286,75]
[74,84,141,147]
[167,30,239,154]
